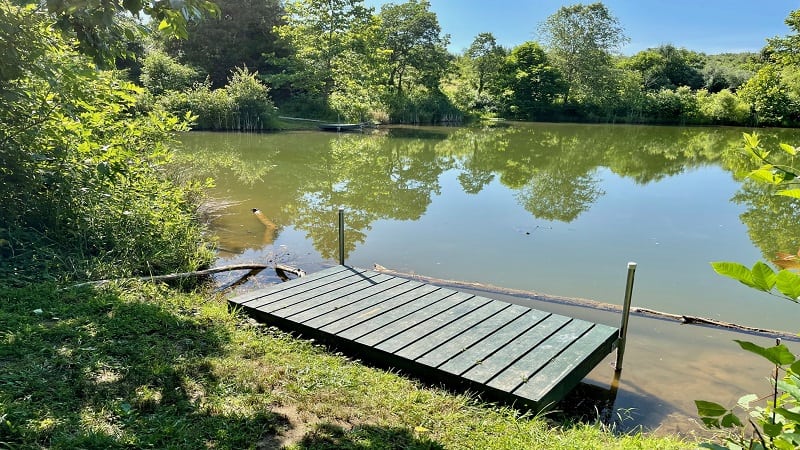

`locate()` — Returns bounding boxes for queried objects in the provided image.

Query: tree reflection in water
[178,123,800,263]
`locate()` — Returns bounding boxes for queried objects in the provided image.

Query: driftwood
[275,264,307,281]
[372,264,800,341]
[631,308,798,340]
[71,263,305,290]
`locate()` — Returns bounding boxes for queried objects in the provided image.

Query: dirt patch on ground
[257,404,354,449]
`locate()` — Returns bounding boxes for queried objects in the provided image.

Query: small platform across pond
[228,265,620,410]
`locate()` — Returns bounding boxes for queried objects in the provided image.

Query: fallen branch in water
[71,263,273,289]
[372,263,799,341]
[275,264,307,281]
[631,308,798,340]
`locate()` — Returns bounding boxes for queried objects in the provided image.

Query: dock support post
[338,208,345,265]
[615,262,637,372]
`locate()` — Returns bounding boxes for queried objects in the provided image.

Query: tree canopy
[378,0,451,93]
[164,0,288,88]
[623,45,705,91]
[120,1,800,127]
[538,2,628,105]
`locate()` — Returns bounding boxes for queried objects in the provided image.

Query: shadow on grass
[0,283,283,448]
[294,422,444,450]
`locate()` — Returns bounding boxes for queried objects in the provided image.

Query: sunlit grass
[0,282,692,449]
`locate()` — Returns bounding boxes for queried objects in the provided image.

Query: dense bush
[0,2,213,285]
[739,65,794,126]
[385,90,463,124]
[697,89,751,125]
[156,66,278,131]
[140,49,201,96]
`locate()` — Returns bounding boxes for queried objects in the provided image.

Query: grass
[0,281,693,449]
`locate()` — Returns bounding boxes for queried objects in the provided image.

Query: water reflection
[178,124,761,259]
[734,180,800,263]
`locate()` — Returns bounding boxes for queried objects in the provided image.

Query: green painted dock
[228,265,620,410]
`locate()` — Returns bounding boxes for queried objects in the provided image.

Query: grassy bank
[0,281,692,449]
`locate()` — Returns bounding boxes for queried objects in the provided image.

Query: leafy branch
[698,134,800,449]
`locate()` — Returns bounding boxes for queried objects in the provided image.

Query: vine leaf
[751,262,777,291]
[778,376,800,401]
[735,340,795,366]
[779,143,798,156]
[711,262,756,290]
[720,412,742,428]
[775,270,800,302]
[695,400,728,417]
[737,394,758,409]
[777,188,800,199]
[749,166,778,184]
[776,407,800,424]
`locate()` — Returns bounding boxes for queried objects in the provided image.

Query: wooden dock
[228,265,620,410]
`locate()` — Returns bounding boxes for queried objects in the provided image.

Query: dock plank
[356,292,474,347]
[375,296,492,354]
[248,268,380,312]
[301,281,430,329]
[486,320,593,392]
[334,287,453,340]
[395,301,509,361]
[269,273,399,318]
[437,309,551,377]
[415,303,529,368]
[319,283,439,334]
[285,277,412,323]
[513,324,618,403]
[227,265,620,411]
[460,315,572,384]
[230,265,350,305]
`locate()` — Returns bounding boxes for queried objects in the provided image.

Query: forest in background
[124,0,800,128]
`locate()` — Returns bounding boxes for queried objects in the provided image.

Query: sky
[362,0,798,55]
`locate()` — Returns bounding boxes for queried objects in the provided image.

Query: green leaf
[751,261,777,291]
[696,400,728,417]
[711,262,757,289]
[780,143,798,156]
[735,340,796,366]
[776,270,800,302]
[721,412,743,428]
[749,166,778,184]
[775,407,800,424]
[777,376,800,401]
[778,433,800,445]
[791,360,800,375]
[699,416,721,428]
[763,421,783,438]
[698,444,733,450]
[775,437,797,450]
[744,132,760,150]
[738,393,759,409]
[777,189,800,199]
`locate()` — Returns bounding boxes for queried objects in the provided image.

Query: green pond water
[179,122,800,435]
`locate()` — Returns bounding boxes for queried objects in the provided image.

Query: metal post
[615,262,637,372]
[338,208,345,265]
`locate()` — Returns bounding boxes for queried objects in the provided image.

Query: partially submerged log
[275,264,307,281]
[632,308,798,340]
[71,263,305,290]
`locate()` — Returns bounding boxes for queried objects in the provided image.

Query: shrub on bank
[0,2,213,285]
[155,66,278,132]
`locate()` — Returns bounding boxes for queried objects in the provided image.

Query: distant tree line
[124,0,800,127]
